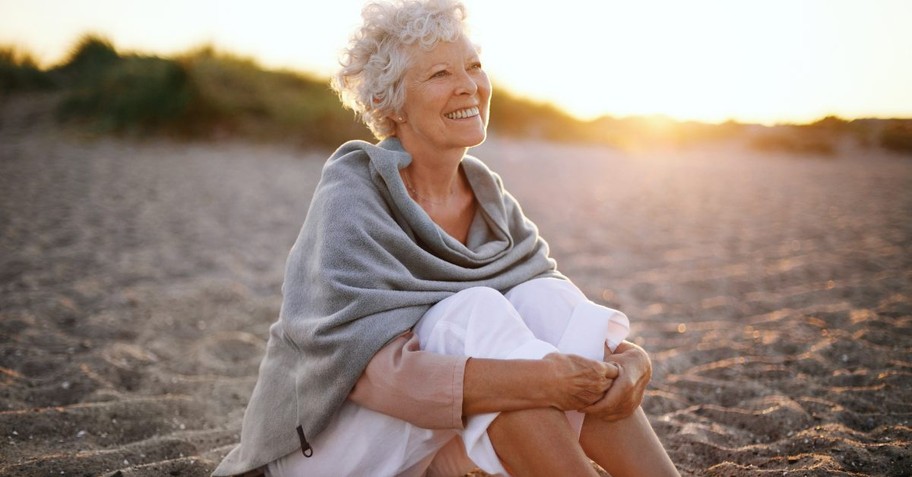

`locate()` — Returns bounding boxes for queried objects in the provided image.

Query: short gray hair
[331,0,469,139]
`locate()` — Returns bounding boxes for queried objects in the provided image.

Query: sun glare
[469,0,912,124]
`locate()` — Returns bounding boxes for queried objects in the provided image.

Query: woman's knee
[415,286,533,357]
[506,278,587,311]
[506,278,588,344]
[456,286,512,305]
[435,287,518,328]
[506,279,628,358]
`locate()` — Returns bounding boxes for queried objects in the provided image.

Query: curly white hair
[331,0,469,139]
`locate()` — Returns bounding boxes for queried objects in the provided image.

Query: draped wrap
[213,137,563,476]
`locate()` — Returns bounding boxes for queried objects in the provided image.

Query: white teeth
[446,106,479,119]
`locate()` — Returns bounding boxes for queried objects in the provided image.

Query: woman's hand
[581,341,652,421]
[541,353,618,411]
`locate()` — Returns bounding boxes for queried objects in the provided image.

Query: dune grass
[879,121,912,154]
[0,46,55,95]
[748,126,838,156]
[49,36,373,145]
[56,36,194,135]
[178,46,371,145]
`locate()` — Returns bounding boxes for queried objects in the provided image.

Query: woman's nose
[455,69,478,95]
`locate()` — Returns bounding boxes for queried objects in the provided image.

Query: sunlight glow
[1,0,910,124]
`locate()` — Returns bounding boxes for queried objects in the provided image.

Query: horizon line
[4,36,911,128]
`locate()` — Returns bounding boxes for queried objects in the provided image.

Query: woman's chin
[455,131,486,149]
[469,131,487,148]
[449,123,487,148]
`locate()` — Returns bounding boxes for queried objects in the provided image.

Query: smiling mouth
[445,106,480,120]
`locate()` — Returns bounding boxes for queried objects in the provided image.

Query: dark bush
[879,122,912,155]
[179,48,370,145]
[0,46,55,95]
[489,90,577,141]
[808,115,850,131]
[56,34,120,84]
[58,56,194,134]
[749,126,836,156]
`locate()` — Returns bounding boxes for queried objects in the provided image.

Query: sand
[1,95,910,476]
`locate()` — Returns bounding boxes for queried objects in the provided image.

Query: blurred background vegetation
[1,34,910,155]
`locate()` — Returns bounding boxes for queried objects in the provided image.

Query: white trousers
[268,278,629,477]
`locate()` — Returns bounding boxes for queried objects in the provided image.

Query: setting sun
[1,0,910,124]
[467,0,912,124]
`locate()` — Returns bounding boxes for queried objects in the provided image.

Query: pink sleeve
[349,332,467,430]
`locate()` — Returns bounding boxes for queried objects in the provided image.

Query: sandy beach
[2,95,910,476]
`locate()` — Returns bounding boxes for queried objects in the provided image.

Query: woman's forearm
[462,358,554,415]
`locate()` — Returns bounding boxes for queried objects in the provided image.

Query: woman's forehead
[408,36,480,67]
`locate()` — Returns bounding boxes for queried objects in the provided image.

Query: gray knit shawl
[213,137,562,476]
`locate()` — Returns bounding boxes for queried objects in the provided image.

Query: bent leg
[509,279,677,475]
[415,286,557,360]
[507,278,630,433]
[580,408,679,477]
[415,286,595,476]
[488,408,599,477]
[506,278,629,360]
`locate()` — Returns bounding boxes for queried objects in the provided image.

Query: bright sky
[2,0,910,124]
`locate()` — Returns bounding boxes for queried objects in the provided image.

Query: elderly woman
[214,1,677,476]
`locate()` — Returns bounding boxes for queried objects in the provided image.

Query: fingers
[580,364,638,421]
[582,393,633,422]
[547,353,632,411]
[601,361,620,379]
[572,373,612,406]
[580,391,619,419]
[553,347,654,420]
[573,389,607,407]
[567,354,619,381]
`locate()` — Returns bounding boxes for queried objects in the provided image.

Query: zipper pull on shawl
[296,425,313,457]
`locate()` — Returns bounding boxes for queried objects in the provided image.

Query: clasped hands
[542,341,652,422]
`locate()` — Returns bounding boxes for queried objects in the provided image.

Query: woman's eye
[471,62,483,70]
[431,70,448,79]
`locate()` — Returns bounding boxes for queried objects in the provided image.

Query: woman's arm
[349,333,617,429]
[349,333,467,429]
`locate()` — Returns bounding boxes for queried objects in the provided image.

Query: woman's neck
[398,139,469,205]
[395,137,477,244]
[401,154,477,245]
[402,158,467,206]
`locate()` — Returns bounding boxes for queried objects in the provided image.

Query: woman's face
[396,35,491,153]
